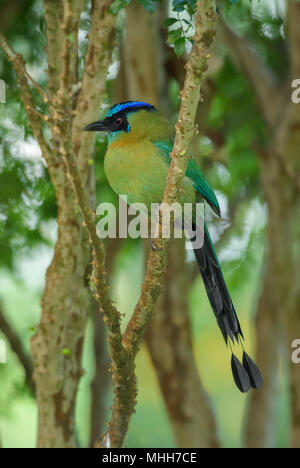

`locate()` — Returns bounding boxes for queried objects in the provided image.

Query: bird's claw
[151,238,162,252]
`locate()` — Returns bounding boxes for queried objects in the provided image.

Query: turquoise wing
[153,140,221,216]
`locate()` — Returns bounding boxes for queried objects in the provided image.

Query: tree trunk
[31,187,90,448]
[245,105,300,447]
[30,0,116,447]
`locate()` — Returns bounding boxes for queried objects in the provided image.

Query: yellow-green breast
[104,137,195,211]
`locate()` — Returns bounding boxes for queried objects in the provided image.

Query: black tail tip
[231,353,251,393]
[231,352,263,393]
[242,351,263,390]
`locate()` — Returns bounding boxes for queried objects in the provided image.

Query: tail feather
[192,223,262,392]
[243,352,263,389]
[193,225,242,343]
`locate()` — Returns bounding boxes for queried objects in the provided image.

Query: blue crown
[106,101,155,118]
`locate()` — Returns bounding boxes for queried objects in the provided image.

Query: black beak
[83,119,108,132]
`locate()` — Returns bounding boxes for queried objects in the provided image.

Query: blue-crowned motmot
[84,100,263,393]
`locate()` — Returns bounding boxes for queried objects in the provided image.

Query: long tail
[192,223,263,393]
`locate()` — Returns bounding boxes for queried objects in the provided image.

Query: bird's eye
[116,117,123,126]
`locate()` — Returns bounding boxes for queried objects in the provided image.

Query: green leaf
[172,0,185,12]
[167,28,182,44]
[174,37,186,57]
[62,347,71,356]
[136,0,156,13]
[110,0,132,15]
[163,18,178,27]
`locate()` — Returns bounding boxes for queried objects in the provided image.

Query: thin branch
[61,139,122,337]
[0,301,34,394]
[0,33,52,166]
[0,32,48,102]
[27,106,51,122]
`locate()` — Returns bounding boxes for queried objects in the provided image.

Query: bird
[84,100,263,393]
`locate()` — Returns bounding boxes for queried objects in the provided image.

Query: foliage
[110,0,255,56]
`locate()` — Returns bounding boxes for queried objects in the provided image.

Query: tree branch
[0,33,52,165]
[0,301,34,394]
[0,32,48,101]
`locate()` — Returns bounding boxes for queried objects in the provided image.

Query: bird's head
[83,100,173,142]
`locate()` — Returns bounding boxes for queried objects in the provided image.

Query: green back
[153,140,220,216]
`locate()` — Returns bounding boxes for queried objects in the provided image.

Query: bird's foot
[150,238,162,252]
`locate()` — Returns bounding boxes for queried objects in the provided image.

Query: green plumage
[153,140,220,216]
[104,109,219,218]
